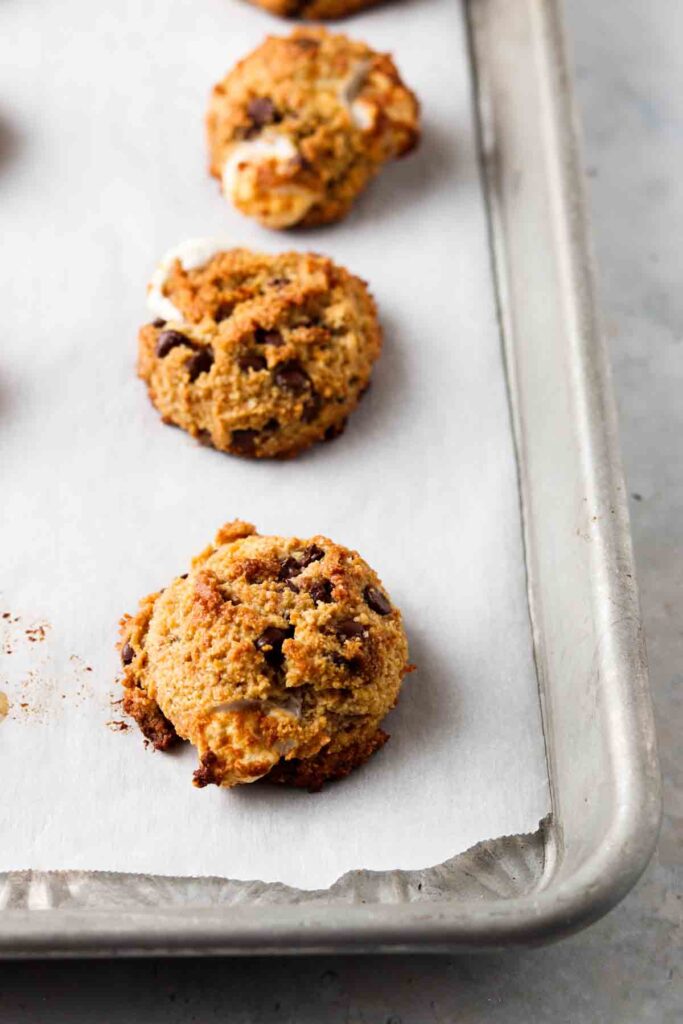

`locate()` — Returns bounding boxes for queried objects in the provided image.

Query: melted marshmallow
[213,695,302,720]
[339,60,374,130]
[146,237,231,321]
[221,133,300,198]
[211,694,303,783]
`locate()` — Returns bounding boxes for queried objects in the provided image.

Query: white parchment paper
[0,0,550,888]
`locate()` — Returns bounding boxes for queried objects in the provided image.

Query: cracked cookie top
[139,240,382,459]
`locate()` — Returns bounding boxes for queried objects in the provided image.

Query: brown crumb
[25,624,49,643]
[106,720,130,733]
[122,686,179,751]
[193,750,221,788]
[266,728,389,792]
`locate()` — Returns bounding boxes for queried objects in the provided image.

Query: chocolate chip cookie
[119,520,412,790]
[140,239,381,459]
[245,0,381,20]
[206,28,420,228]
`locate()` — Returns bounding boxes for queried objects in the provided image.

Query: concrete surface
[0,0,681,1020]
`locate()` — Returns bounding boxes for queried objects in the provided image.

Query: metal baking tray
[0,0,660,955]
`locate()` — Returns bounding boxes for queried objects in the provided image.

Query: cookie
[119,520,412,790]
[140,239,381,459]
[248,0,381,18]
[206,28,420,228]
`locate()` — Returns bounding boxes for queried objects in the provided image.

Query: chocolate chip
[255,327,284,347]
[336,619,368,642]
[179,573,188,580]
[247,97,280,128]
[302,391,322,423]
[308,579,332,604]
[364,585,391,616]
[231,429,258,455]
[324,419,347,442]
[238,352,267,373]
[277,545,323,584]
[263,418,280,432]
[255,626,293,650]
[273,360,310,394]
[215,302,233,323]
[301,544,324,566]
[121,642,134,666]
[328,651,360,673]
[255,624,294,668]
[196,429,214,448]
[156,330,193,358]
[278,556,302,581]
[187,347,214,382]
[284,579,300,593]
[152,318,167,328]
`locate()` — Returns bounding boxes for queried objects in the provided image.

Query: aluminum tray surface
[0,0,660,955]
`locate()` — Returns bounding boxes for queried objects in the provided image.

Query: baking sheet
[0,0,550,889]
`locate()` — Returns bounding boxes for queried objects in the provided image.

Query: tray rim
[0,0,661,956]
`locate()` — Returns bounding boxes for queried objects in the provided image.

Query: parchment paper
[0,0,550,889]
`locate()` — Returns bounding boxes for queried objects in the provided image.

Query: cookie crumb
[25,624,49,643]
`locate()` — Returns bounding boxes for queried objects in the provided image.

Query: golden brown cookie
[140,239,381,459]
[119,520,412,790]
[206,28,420,228]
[248,0,381,18]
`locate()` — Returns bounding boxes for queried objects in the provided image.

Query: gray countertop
[0,0,680,1019]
